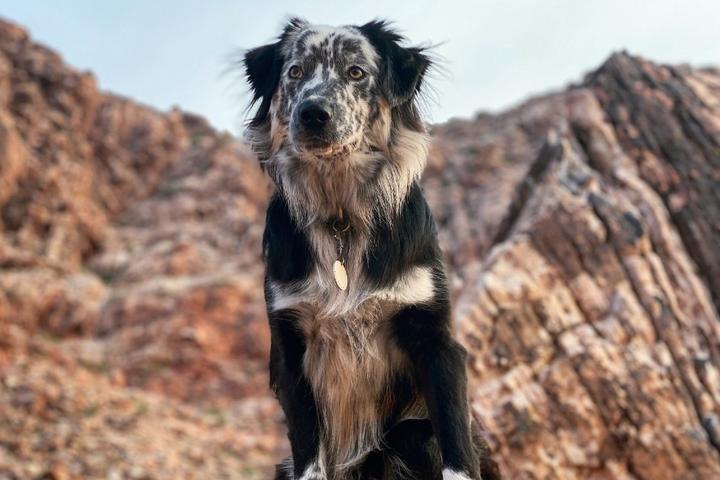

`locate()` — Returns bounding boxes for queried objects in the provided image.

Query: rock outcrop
[0,18,280,479]
[1,17,719,480]
[450,55,720,479]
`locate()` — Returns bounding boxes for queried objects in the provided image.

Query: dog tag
[333,260,348,291]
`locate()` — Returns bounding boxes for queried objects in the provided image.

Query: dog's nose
[299,101,331,130]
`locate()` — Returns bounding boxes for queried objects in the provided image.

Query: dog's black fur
[244,18,500,480]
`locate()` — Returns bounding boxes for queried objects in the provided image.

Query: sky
[1,1,718,134]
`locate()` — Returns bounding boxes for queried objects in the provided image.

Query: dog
[243,18,500,480]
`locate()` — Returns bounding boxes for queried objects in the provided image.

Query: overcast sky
[1,1,718,133]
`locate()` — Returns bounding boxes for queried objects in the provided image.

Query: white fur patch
[442,468,473,480]
[269,263,436,316]
[375,265,435,305]
[298,457,326,480]
[268,281,307,313]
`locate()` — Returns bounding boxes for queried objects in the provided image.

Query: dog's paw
[442,468,475,480]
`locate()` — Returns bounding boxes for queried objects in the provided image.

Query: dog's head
[243,18,431,163]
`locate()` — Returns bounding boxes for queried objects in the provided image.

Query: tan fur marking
[300,300,407,473]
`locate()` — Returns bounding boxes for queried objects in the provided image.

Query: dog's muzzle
[293,99,342,149]
[299,100,332,132]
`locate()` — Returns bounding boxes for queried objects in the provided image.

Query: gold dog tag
[333,260,348,291]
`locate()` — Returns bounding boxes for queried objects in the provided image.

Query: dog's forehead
[284,24,378,65]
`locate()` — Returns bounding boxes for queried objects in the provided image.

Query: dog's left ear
[359,20,430,107]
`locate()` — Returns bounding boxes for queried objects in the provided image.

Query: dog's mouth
[297,136,353,159]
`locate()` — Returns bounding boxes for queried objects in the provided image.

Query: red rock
[1,17,720,480]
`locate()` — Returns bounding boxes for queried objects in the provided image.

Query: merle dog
[243,18,500,480]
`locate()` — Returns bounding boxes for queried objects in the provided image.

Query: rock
[0,17,279,479]
[455,55,720,478]
[1,17,719,480]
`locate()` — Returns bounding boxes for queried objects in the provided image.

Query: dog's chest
[298,298,406,465]
[267,221,436,465]
[298,297,401,402]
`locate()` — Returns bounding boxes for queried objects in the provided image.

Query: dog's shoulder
[365,182,442,287]
[263,193,314,283]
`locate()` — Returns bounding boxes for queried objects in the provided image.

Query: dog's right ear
[244,18,307,125]
[244,41,282,125]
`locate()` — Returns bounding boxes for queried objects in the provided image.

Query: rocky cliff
[1,18,719,480]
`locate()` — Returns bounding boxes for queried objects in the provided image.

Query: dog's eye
[347,66,365,80]
[288,65,303,79]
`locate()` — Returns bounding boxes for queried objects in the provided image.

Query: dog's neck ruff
[264,122,430,229]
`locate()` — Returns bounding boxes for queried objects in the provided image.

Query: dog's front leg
[269,310,325,480]
[392,304,480,480]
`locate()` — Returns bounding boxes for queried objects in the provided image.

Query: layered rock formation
[0,18,280,479]
[1,17,719,480]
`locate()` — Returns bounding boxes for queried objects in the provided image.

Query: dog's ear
[244,41,282,123]
[243,17,308,124]
[244,18,307,124]
[359,20,430,107]
[380,44,430,106]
